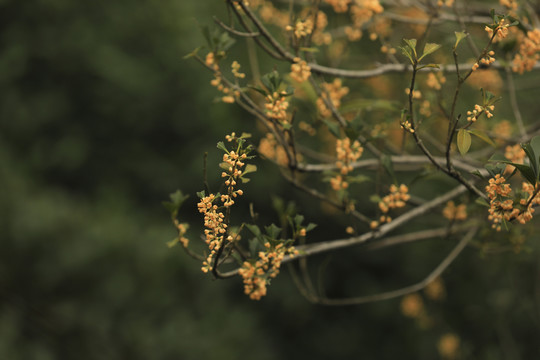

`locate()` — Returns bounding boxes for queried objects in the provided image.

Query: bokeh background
[1,0,539,359]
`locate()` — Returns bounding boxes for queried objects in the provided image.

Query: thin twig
[311,226,478,305]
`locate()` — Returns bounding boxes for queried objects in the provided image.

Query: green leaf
[290,214,303,227]
[299,47,319,53]
[347,175,371,184]
[265,224,282,239]
[485,163,505,177]
[510,163,537,184]
[166,238,180,248]
[403,39,417,57]
[381,154,396,183]
[475,197,490,207]
[163,190,189,212]
[305,223,317,232]
[417,64,440,70]
[245,224,261,237]
[216,141,228,152]
[249,238,261,257]
[468,129,495,147]
[470,169,486,179]
[457,129,472,155]
[196,190,206,199]
[521,142,538,179]
[419,43,441,61]
[243,164,257,175]
[454,31,468,49]
[528,136,540,177]
[322,119,341,138]
[496,160,537,184]
[399,46,414,64]
[183,46,202,60]
[248,85,268,96]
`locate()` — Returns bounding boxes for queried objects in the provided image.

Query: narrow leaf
[468,129,495,146]
[457,129,472,155]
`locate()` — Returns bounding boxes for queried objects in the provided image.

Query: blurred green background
[1,0,539,359]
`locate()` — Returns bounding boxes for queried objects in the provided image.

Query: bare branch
[311,226,478,305]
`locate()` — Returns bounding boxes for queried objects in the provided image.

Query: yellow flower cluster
[258,133,289,166]
[485,19,509,40]
[512,29,540,74]
[336,138,364,174]
[197,194,228,272]
[504,144,526,173]
[345,26,363,41]
[437,0,454,7]
[265,91,290,123]
[350,0,384,28]
[258,1,289,28]
[238,242,299,300]
[286,19,314,38]
[500,0,518,11]
[206,52,240,104]
[442,201,467,221]
[376,184,410,224]
[324,0,351,13]
[472,51,496,71]
[400,293,424,318]
[197,134,248,272]
[426,72,446,90]
[317,79,349,118]
[438,333,460,359]
[485,175,540,231]
[290,57,311,83]
[466,104,494,122]
[220,151,247,207]
[405,88,422,99]
[330,138,363,191]
[400,120,415,133]
[231,60,246,79]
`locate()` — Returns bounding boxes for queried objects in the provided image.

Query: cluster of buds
[324,0,351,13]
[231,60,246,79]
[437,0,454,7]
[330,138,363,191]
[442,201,467,221]
[286,19,314,38]
[317,79,349,118]
[380,45,397,54]
[400,120,415,133]
[504,144,526,173]
[485,175,540,231]
[512,29,540,74]
[426,72,446,90]
[265,91,290,124]
[373,184,410,227]
[485,19,509,40]
[405,88,422,99]
[500,0,518,11]
[220,150,247,207]
[258,132,289,166]
[197,194,228,272]
[345,26,363,41]
[350,0,384,28]
[197,133,251,272]
[238,242,299,300]
[207,53,240,104]
[472,51,496,71]
[466,104,494,122]
[290,57,311,83]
